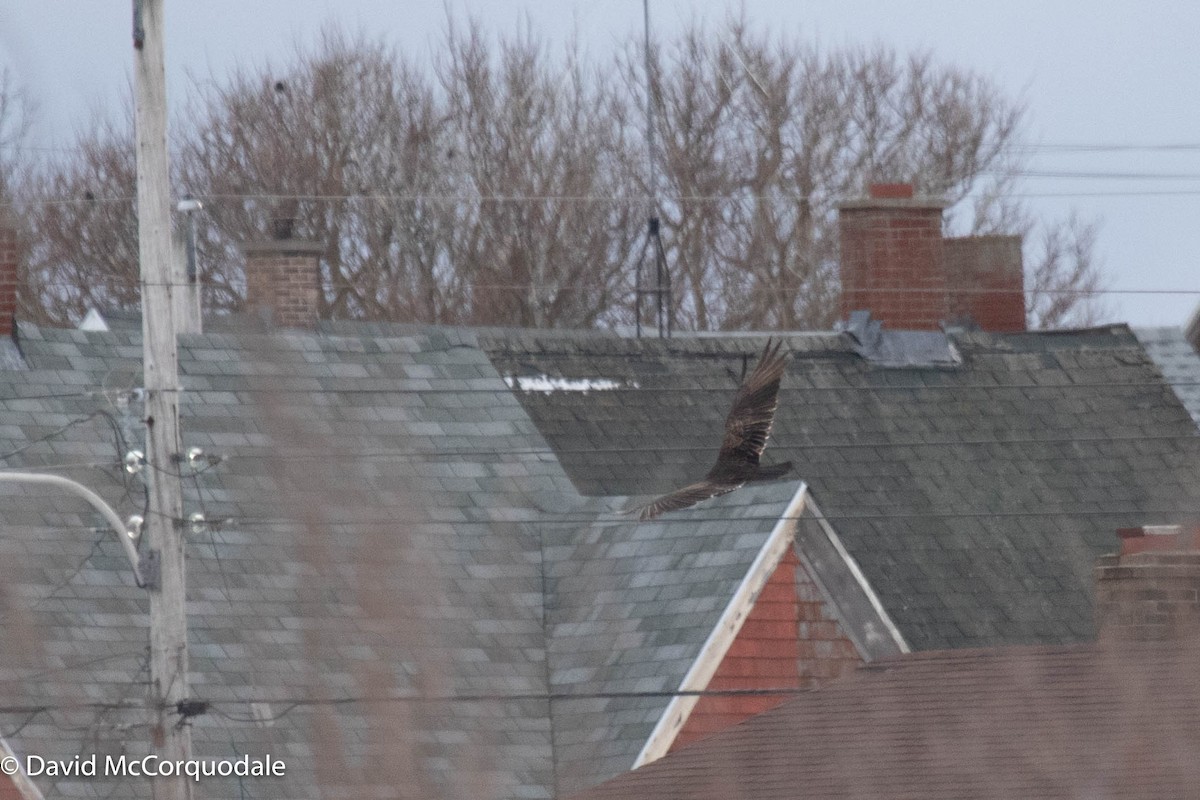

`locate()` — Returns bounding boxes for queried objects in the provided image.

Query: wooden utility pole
[133,1,192,798]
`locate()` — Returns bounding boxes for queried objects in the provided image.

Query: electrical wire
[0,411,127,464]
[10,139,1200,158]
[0,460,125,473]
[118,427,1200,474]
[223,507,1200,527]
[192,469,236,606]
[1,710,44,739]
[15,180,1200,211]
[20,526,110,613]
[3,416,1199,464]
[205,686,820,726]
[0,652,148,687]
[15,276,1197,296]
[7,371,1200,399]
[0,700,150,719]
[0,685,828,731]
[60,651,150,800]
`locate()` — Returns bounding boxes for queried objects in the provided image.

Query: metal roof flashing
[838,311,962,368]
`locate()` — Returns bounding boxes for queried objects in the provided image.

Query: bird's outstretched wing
[631,339,788,521]
[635,479,743,522]
[717,338,787,468]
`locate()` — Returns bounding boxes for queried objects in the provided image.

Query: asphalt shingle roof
[1134,326,1200,425]
[482,326,1200,652]
[569,641,1200,800]
[3,322,566,798]
[8,318,1200,797]
[0,321,801,799]
[543,481,799,793]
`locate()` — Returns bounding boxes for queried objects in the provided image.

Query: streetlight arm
[0,471,144,586]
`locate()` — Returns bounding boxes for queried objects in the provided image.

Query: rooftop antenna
[634,0,671,339]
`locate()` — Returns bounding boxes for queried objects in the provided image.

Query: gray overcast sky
[4,1,1200,327]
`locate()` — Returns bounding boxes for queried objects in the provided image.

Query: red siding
[671,548,862,750]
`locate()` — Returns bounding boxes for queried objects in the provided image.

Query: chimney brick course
[241,239,324,330]
[838,184,1026,332]
[0,210,17,337]
[1096,525,1200,641]
[944,235,1026,332]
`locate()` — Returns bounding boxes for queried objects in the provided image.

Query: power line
[0,700,150,717]
[2,375,1199,399]
[0,684,823,726]
[0,461,124,473]
[2,423,1197,461]
[10,139,1200,158]
[226,506,1200,527]
[205,686,819,726]
[14,277,1193,296]
[12,180,1200,211]
[986,169,1200,181]
[1011,142,1200,153]
[210,431,1200,462]
[0,652,148,687]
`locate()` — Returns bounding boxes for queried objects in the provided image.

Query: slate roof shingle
[0,321,800,799]
[482,325,1200,652]
[7,318,1200,797]
[1134,325,1200,424]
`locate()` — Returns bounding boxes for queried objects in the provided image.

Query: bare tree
[20,111,138,325]
[0,68,33,204]
[179,28,457,319]
[437,20,639,328]
[1024,213,1107,328]
[622,17,1102,330]
[178,23,638,328]
[18,19,1105,330]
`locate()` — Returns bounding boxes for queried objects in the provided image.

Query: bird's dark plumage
[633,339,792,521]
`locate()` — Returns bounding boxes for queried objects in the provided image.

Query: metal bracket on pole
[132,0,145,49]
[0,471,146,587]
[139,550,161,591]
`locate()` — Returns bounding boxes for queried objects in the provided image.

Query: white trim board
[632,482,810,768]
[801,493,909,656]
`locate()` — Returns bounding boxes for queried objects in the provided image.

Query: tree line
[1,19,1103,330]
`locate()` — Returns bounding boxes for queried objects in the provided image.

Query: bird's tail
[751,461,793,481]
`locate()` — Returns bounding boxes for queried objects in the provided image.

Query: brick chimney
[838,184,1026,332]
[1095,525,1200,641]
[0,209,17,338]
[944,236,1026,332]
[240,223,324,330]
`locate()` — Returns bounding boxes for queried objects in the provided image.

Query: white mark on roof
[503,375,637,394]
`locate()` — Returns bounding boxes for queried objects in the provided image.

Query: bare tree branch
[13,20,1106,330]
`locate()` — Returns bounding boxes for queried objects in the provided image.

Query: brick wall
[838,185,948,331]
[671,548,862,750]
[838,184,1026,332]
[1095,526,1200,641]
[241,240,324,329]
[0,211,17,338]
[944,235,1025,332]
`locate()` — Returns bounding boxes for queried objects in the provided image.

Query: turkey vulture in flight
[632,339,793,521]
